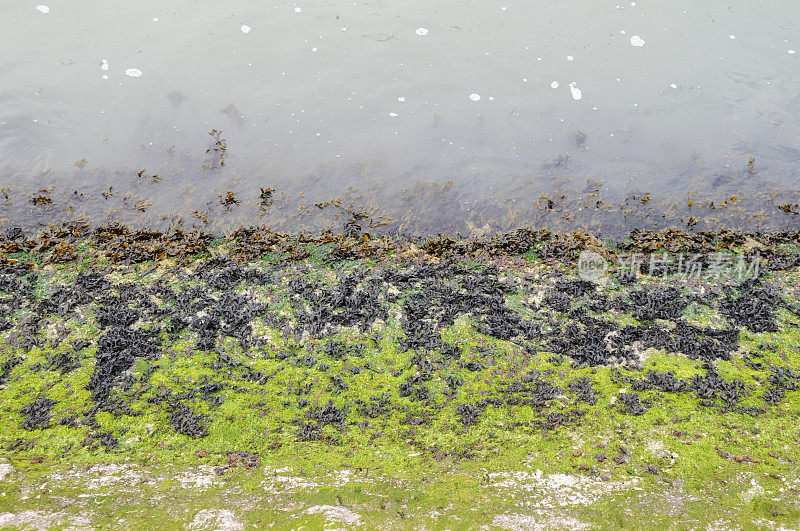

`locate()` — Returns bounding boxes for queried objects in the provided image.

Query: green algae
[1,234,800,529]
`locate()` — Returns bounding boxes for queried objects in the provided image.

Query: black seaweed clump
[296,401,348,441]
[629,287,688,321]
[569,377,598,405]
[305,400,347,425]
[618,392,650,415]
[768,366,799,390]
[0,354,23,385]
[458,402,486,426]
[390,263,536,351]
[548,316,624,366]
[291,270,388,339]
[691,368,747,409]
[193,256,272,290]
[169,404,209,438]
[502,377,563,407]
[763,366,799,404]
[544,291,571,313]
[628,370,689,393]
[98,432,120,451]
[615,321,738,362]
[44,342,86,374]
[356,393,392,418]
[720,279,782,333]
[89,327,161,402]
[554,278,597,297]
[20,396,56,430]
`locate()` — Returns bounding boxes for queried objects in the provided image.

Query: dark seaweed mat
[89,327,160,402]
[629,287,688,321]
[20,396,56,430]
[169,404,210,438]
[0,244,797,448]
[720,278,783,333]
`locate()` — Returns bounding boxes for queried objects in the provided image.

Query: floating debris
[203,129,227,170]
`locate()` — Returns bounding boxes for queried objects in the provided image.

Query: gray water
[1,0,799,232]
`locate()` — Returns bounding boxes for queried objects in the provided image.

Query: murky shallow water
[1,0,799,232]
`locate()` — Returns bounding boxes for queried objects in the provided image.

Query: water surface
[1,0,798,232]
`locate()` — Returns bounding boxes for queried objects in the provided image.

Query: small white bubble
[567,55,574,61]
[630,35,646,47]
[415,27,429,36]
[36,5,49,13]
[152,17,159,22]
[789,49,797,55]
[125,68,143,78]
[311,47,317,52]
[389,112,398,117]
[102,75,108,80]
[670,83,678,89]
[551,81,560,89]
[101,59,109,71]
[398,96,406,102]
[729,34,736,40]
[294,6,302,12]
[241,25,252,33]
[469,93,481,101]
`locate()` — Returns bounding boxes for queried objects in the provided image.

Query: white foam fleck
[241,25,251,33]
[567,55,574,61]
[153,17,159,22]
[294,7,302,12]
[125,68,142,78]
[789,50,797,55]
[415,27,429,36]
[630,35,646,47]
[340,26,348,32]
[311,47,317,52]
[569,82,582,100]
[670,83,678,89]
[398,96,405,102]
[101,59,109,71]
[469,93,481,101]
[102,75,108,80]
[551,81,560,89]
[389,112,398,117]
[729,34,736,40]
[36,5,49,13]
